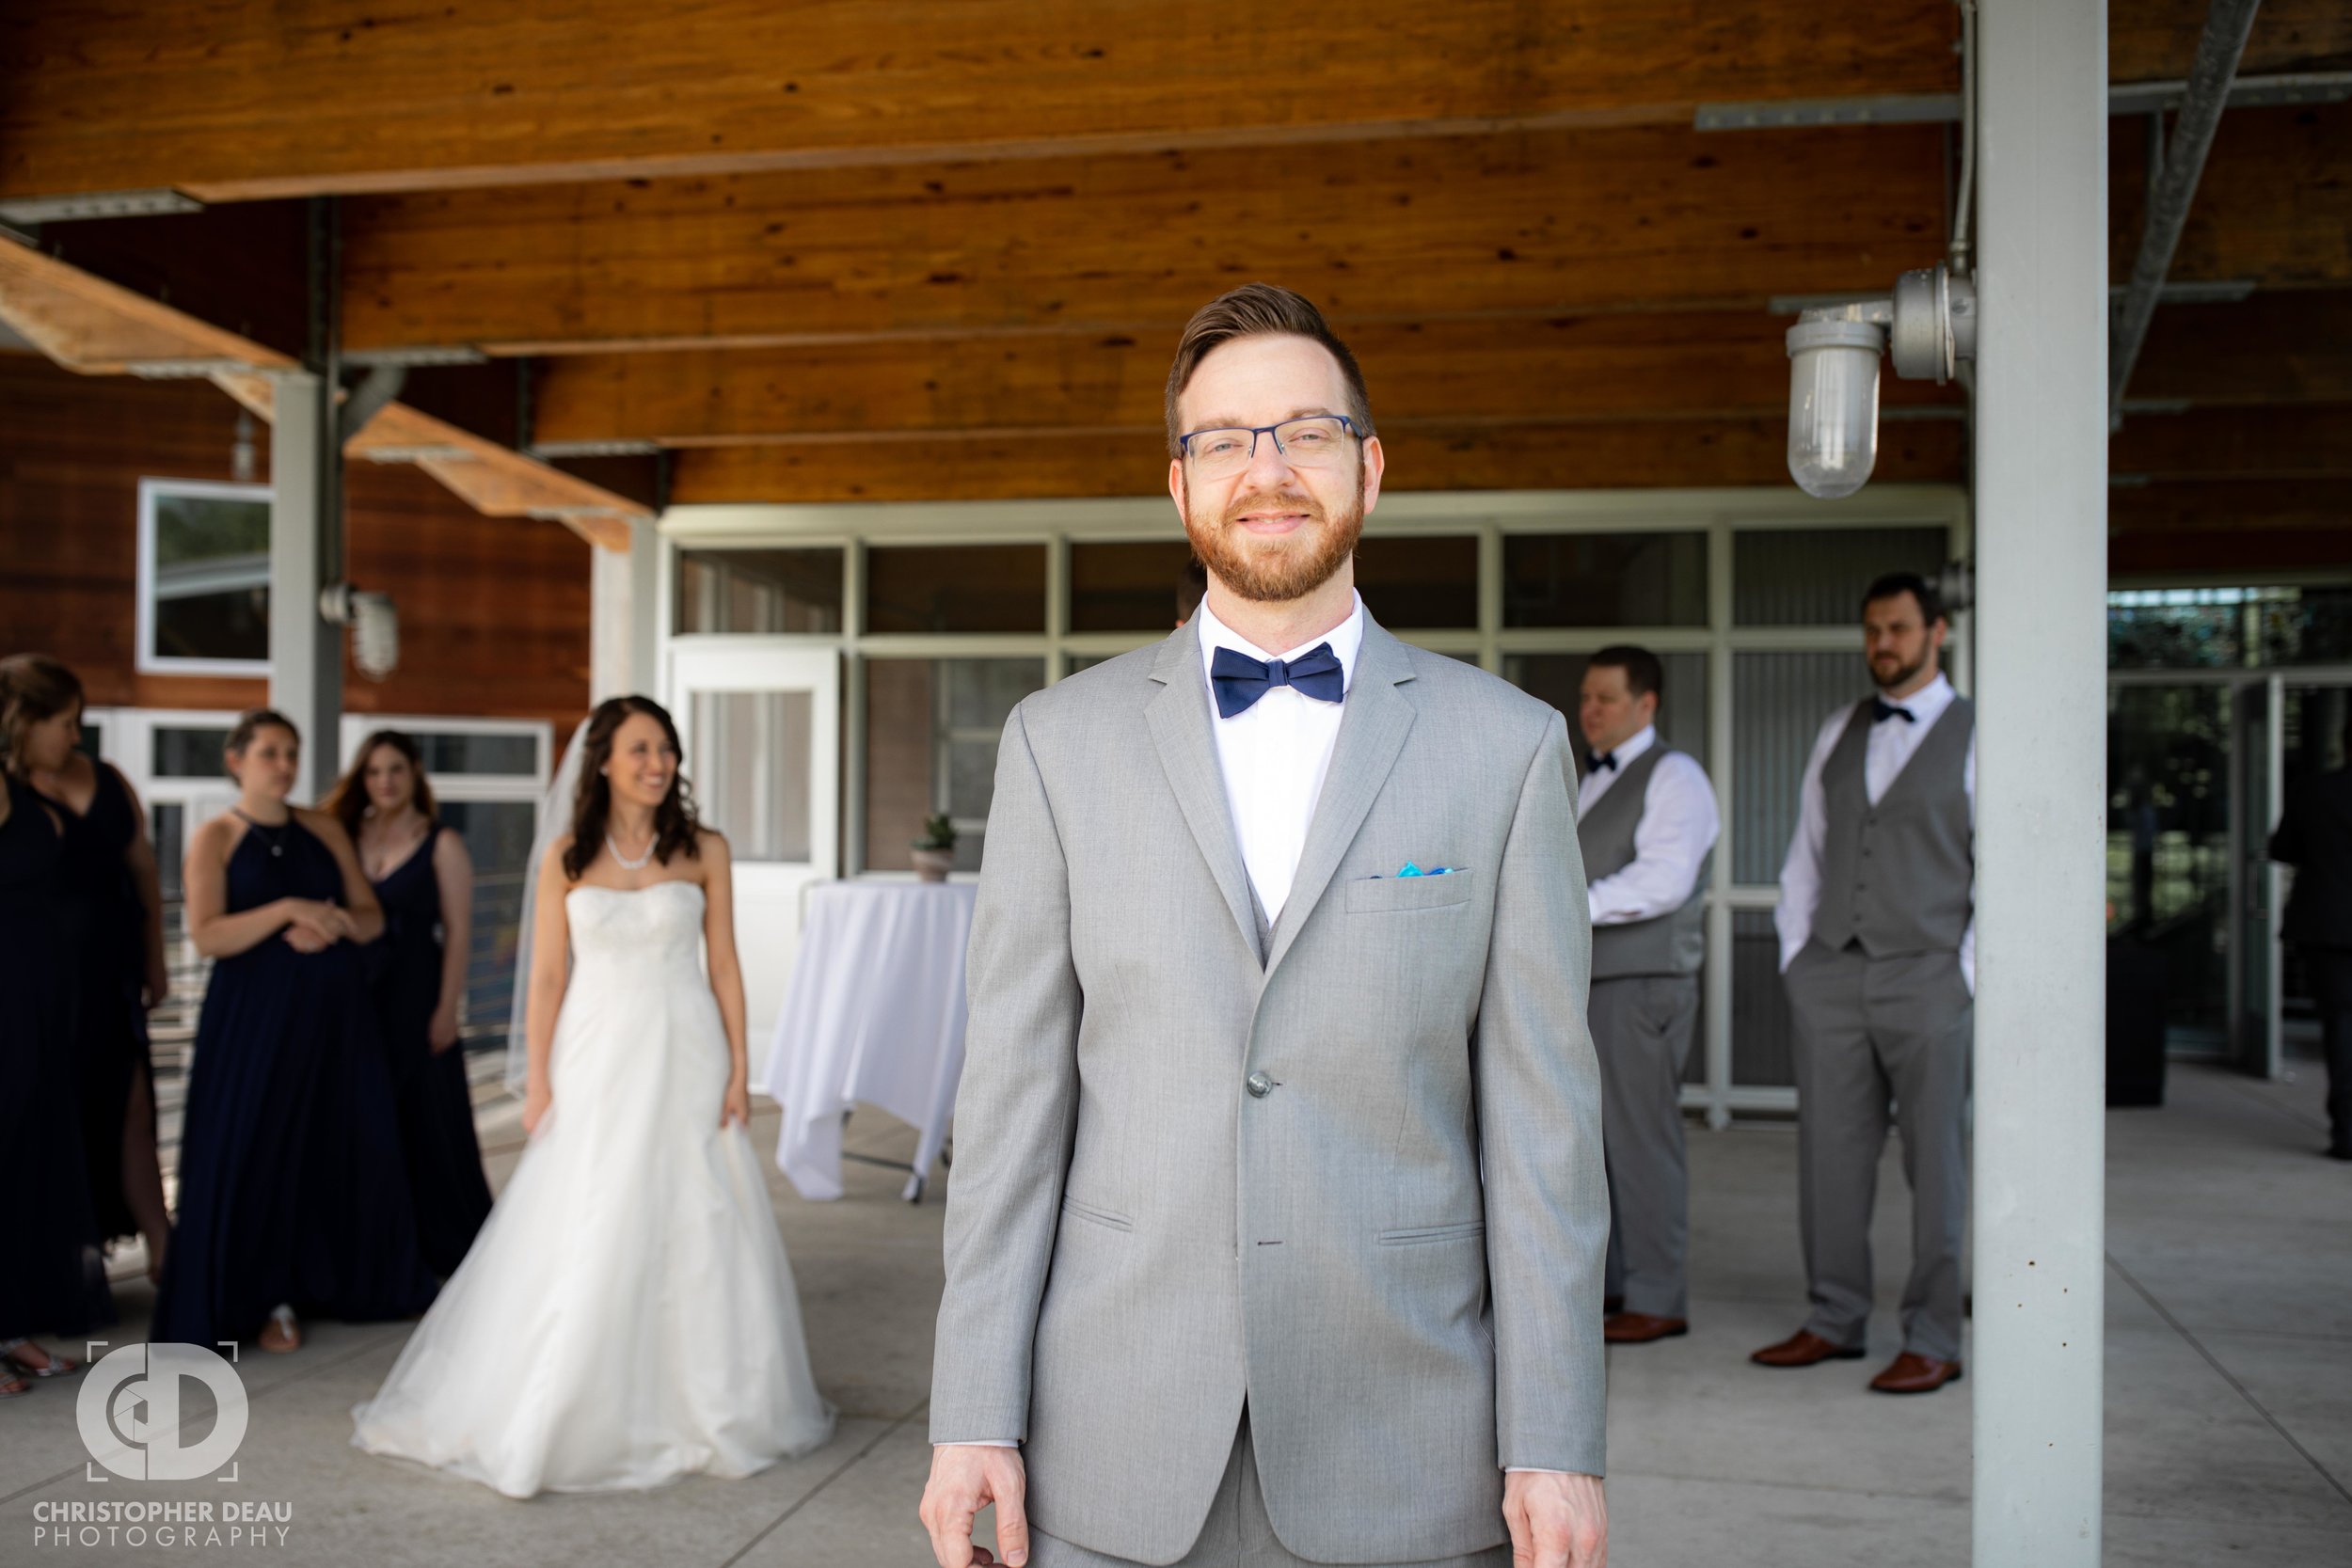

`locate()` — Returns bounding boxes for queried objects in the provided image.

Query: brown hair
[225,708,299,778]
[1164,283,1376,457]
[562,696,701,881]
[0,653,84,779]
[1587,645,1665,704]
[322,729,438,842]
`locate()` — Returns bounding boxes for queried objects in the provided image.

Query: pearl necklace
[606,828,657,870]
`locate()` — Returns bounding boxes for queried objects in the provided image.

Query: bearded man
[920,284,1610,1568]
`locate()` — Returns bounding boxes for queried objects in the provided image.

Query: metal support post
[1972,2,2108,1562]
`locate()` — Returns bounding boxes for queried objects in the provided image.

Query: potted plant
[911,813,956,881]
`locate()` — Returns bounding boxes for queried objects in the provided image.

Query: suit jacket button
[1246,1071,1275,1099]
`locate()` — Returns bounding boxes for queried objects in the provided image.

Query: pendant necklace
[607,826,657,870]
[234,808,290,858]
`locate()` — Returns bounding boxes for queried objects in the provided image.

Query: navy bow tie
[1587,751,1618,773]
[1872,697,1916,724]
[1211,642,1345,718]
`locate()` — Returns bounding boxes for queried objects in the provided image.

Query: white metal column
[1971,2,2107,1561]
[591,516,661,703]
[267,369,341,800]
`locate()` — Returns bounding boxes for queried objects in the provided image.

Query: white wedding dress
[352,881,835,1497]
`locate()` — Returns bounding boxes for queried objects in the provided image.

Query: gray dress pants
[1783,941,1972,1362]
[1592,974,1701,1318]
[1027,1415,1511,1568]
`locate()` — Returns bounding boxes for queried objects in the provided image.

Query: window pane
[1503,652,1708,768]
[675,547,844,635]
[150,491,270,663]
[1357,535,1479,629]
[1502,531,1706,627]
[1730,909,1796,1086]
[690,690,814,863]
[404,731,539,778]
[1731,650,1861,884]
[437,800,540,1047]
[862,657,1044,873]
[151,802,187,904]
[1732,526,1947,626]
[1071,540,1195,633]
[153,726,233,779]
[866,544,1046,634]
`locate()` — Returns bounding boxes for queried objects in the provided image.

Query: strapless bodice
[565,880,706,973]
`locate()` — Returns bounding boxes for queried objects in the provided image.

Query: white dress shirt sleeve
[1587,752,1721,926]
[1775,707,1852,972]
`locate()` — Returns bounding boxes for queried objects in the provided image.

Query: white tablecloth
[756,879,978,1200]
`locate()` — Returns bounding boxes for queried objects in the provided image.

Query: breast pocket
[1345,871,1476,913]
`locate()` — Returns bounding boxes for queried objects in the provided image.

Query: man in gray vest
[1754,571,1974,1396]
[1576,646,1719,1346]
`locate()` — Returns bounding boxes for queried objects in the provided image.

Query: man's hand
[1503,1470,1607,1568]
[920,1444,1029,1568]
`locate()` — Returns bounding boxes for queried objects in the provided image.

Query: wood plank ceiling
[3,0,2348,570]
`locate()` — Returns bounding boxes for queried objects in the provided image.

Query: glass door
[2232,678,2280,1076]
[666,644,841,1041]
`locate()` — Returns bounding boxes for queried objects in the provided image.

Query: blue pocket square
[1391,863,1456,878]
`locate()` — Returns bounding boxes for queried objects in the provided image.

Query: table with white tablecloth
[755,879,977,1201]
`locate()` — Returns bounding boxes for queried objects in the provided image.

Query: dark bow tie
[1210,642,1345,718]
[1586,751,1619,774]
[1872,697,1916,724]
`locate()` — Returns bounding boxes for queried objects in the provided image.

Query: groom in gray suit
[922,285,1609,1568]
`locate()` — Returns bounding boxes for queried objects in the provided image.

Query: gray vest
[1577,743,1709,979]
[1810,696,1975,958]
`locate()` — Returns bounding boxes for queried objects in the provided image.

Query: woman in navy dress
[325,731,493,1277]
[151,710,437,1354]
[6,656,173,1282]
[0,755,111,1394]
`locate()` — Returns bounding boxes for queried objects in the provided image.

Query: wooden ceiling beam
[666,417,1965,505]
[2128,291,2352,405]
[529,312,1963,448]
[2107,479,2350,536]
[0,237,297,373]
[2112,0,2352,79]
[0,1,1961,203]
[342,121,1953,355]
[2109,404,2352,483]
[2109,103,2352,290]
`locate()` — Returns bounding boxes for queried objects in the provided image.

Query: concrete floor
[3,1060,2346,1566]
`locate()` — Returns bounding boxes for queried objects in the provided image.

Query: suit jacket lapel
[1263,621,1418,979]
[1146,620,1260,958]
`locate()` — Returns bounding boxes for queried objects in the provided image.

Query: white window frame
[334,714,553,812]
[135,477,275,678]
[657,484,1973,1125]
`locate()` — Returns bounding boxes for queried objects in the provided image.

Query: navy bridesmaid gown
[0,777,112,1340]
[368,826,493,1277]
[46,763,155,1245]
[151,816,438,1346]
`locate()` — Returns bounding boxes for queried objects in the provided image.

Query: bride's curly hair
[563,696,701,881]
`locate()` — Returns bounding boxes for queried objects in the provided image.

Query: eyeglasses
[1178,415,1359,480]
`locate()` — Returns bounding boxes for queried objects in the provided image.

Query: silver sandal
[0,1337,81,1379]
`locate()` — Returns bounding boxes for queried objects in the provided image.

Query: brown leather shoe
[1868,1353,1963,1394]
[1604,1311,1689,1344]
[1750,1329,1867,1368]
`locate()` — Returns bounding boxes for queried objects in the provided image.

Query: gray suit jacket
[930,614,1607,1566]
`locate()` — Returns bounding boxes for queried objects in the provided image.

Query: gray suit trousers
[1593,975,1700,1319]
[1028,1415,1510,1568]
[1783,941,1972,1361]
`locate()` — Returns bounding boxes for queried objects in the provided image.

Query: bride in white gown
[353,697,834,1497]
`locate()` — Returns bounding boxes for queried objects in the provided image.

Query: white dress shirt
[1578,725,1720,927]
[1774,673,1977,990]
[1193,592,1366,924]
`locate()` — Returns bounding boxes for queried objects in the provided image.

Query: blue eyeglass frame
[1177,413,1361,465]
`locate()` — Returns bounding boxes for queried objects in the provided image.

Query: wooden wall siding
[340,122,1950,355]
[0,2,1963,201]
[668,416,1967,505]
[0,355,590,732]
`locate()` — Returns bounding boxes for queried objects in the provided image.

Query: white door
[667,644,841,1042]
